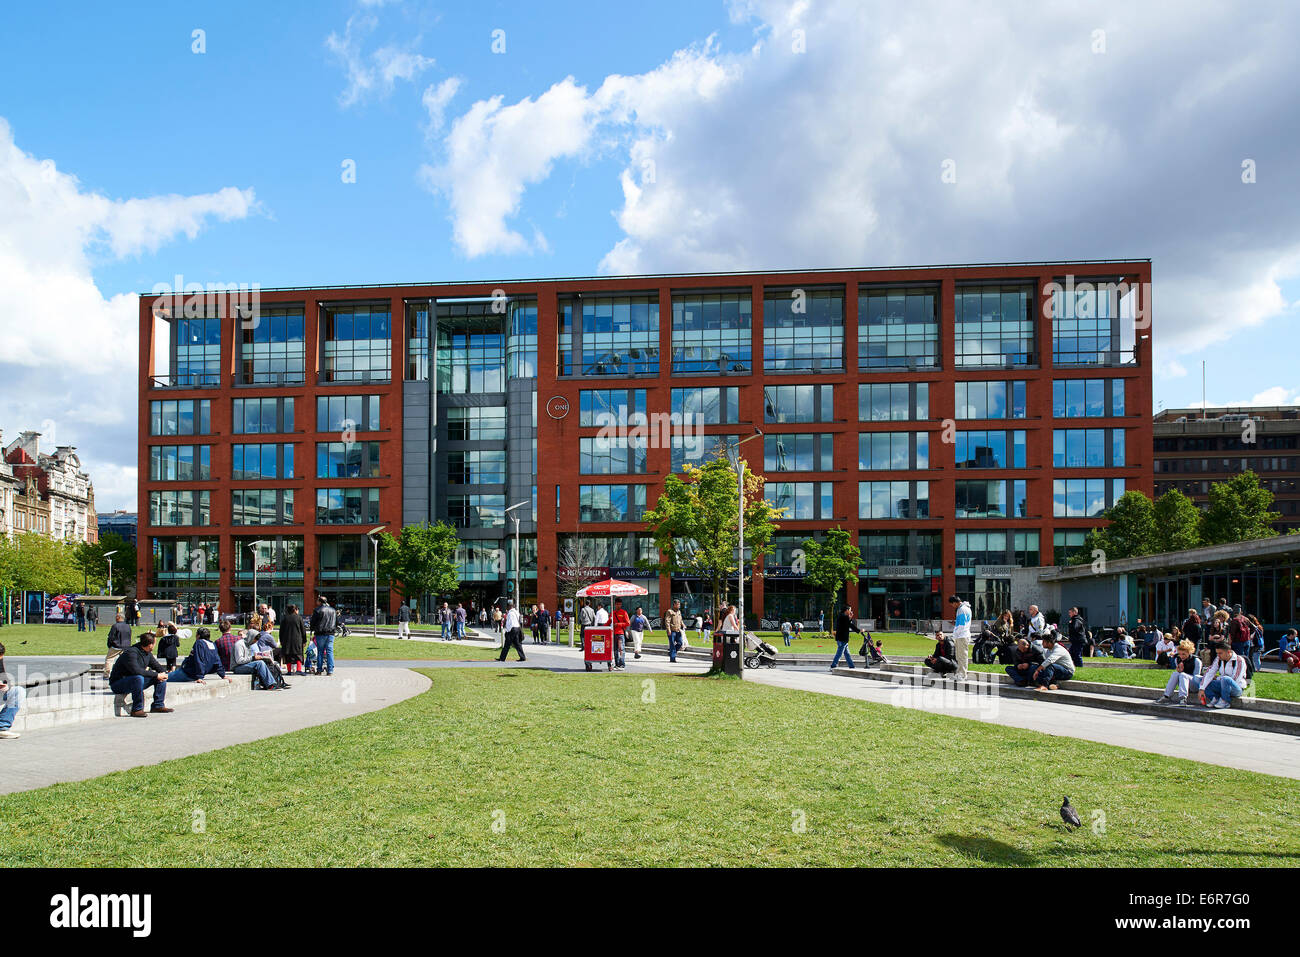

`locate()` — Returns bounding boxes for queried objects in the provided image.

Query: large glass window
[447,494,505,528]
[1051,378,1127,417]
[446,406,507,441]
[447,450,509,484]
[316,395,381,433]
[1052,283,1138,365]
[175,316,221,386]
[857,432,928,470]
[765,481,834,520]
[150,399,211,436]
[437,309,505,393]
[955,480,1027,518]
[151,537,220,583]
[671,434,738,473]
[148,489,211,526]
[241,305,305,384]
[955,284,1035,367]
[579,437,647,475]
[315,441,382,479]
[322,303,391,382]
[858,286,939,370]
[233,397,294,434]
[955,381,1027,419]
[567,295,658,376]
[507,300,538,378]
[858,481,930,519]
[232,443,294,480]
[671,292,752,373]
[149,445,211,482]
[857,383,929,421]
[1053,478,1124,517]
[1052,429,1125,468]
[764,385,833,424]
[231,489,294,526]
[579,484,648,523]
[763,288,844,373]
[766,433,834,472]
[1053,529,1089,564]
[579,389,647,427]
[316,487,381,525]
[406,301,430,380]
[672,387,740,425]
[954,431,1026,469]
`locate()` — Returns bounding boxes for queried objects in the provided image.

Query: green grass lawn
[966,661,1300,702]
[3,666,1297,867]
[0,623,499,662]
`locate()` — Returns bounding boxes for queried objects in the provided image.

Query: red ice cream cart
[576,578,648,672]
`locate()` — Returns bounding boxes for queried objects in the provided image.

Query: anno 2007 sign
[546,395,570,419]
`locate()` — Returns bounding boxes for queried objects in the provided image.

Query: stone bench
[9,674,255,734]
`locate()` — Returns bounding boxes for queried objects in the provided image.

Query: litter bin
[715,631,742,675]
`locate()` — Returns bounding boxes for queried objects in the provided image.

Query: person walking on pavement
[580,598,595,650]
[86,602,99,633]
[949,594,972,680]
[397,600,412,638]
[665,601,685,662]
[831,605,862,670]
[537,603,551,645]
[497,600,526,661]
[309,595,338,676]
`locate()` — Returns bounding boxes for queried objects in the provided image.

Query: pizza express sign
[546,395,570,419]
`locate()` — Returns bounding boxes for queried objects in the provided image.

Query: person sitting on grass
[108,633,173,717]
[1005,637,1043,687]
[0,644,25,739]
[1031,631,1075,691]
[167,627,231,685]
[924,629,957,676]
[1199,641,1249,710]
[1157,639,1202,705]
[1111,627,1134,659]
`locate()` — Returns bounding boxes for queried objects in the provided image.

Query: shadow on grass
[937,833,1300,866]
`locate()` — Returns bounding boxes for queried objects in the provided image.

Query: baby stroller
[743,632,778,669]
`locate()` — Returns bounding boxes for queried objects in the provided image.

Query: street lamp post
[504,501,530,617]
[724,429,764,677]
[367,526,387,640]
[103,550,118,597]
[247,541,265,622]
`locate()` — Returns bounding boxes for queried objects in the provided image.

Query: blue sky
[1,0,1298,509]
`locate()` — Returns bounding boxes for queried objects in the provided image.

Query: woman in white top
[721,604,740,636]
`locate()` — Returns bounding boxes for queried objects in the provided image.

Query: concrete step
[832,666,1300,736]
[10,675,255,733]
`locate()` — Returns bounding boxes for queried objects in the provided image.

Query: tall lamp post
[724,428,764,676]
[504,501,530,614]
[246,541,265,622]
[103,550,119,597]
[367,525,387,640]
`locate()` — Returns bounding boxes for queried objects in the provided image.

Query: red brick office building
[137,261,1152,624]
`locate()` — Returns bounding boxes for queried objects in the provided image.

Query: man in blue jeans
[831,606,862,670]
[309,595,338,676]
[666,600,685,663]
[108,633,172,717]
[0,648,25,738]
[1200,643,1248,709]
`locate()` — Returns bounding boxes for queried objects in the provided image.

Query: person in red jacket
[611,598,631,671]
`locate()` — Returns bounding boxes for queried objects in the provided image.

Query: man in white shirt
[496,600,526,661]
[594,603,609,626]
[1027,604,1046,652]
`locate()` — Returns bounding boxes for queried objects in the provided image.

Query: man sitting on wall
[1005,637,1043,687]
[1030,630,1075,691]
[108,633,173,717]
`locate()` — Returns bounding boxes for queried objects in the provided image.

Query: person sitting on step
[1199,641,1248,710]
[924,629,958,676]
[1030,631,1075,691]
[1158,639,1202,705]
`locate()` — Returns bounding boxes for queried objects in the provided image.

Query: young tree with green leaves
[1201,470,1280,546]
[75,532,137,595]
[1077,490,1156,562]
[375,521,461,615]
[643,456,782,637]
[1152,489,1203,553]
[801,527,859,636]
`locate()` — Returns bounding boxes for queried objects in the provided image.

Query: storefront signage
[975,565,1018,578]
[607,566,658,580]
[876,566,924,580]
[764,566,806,579]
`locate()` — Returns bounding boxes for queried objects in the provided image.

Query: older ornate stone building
[1,430,98,542]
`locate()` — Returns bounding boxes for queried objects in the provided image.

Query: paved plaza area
[4,639,1297,794]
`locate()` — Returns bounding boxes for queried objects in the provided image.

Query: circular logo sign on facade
[546,395,570,419]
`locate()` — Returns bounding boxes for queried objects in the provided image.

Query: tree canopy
[1201,470,1280,546]
[801,528,859,635]
[375,521,461,608]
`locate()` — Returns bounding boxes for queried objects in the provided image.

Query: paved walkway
[0,667,430,795]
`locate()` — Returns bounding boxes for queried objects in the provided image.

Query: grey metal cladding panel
[438,393,508,408]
